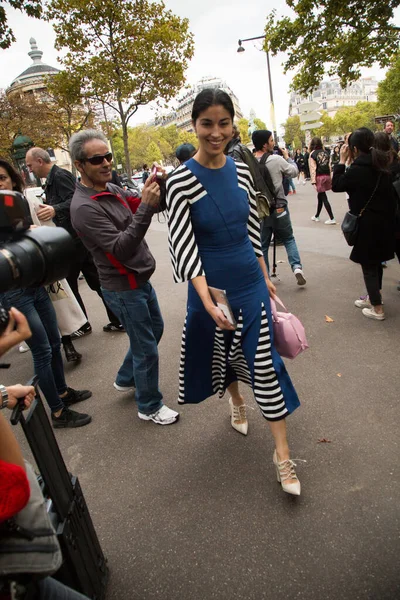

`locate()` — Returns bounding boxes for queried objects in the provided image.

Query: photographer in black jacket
[25,148,123,336]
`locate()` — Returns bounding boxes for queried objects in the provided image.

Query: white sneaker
[113,382,135,392]
[354,295,371,309]
[138,404,179,425]
[324,218,336,225]
[311,216,320,222]
[302,180,306,186]
[294,268,306,286]
[362,307,385,321]
[19,342,30,353]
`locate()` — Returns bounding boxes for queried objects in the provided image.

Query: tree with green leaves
[44,71,96,150]
[46,0,194,175]
[0,89,59,160]
[332,101,379,135]
[237,118,250,145]
[253,117,267,131]
[0,0,42,49]
[282,115,305,147]
[313,112,336,141]
[145,141,163,165]
[377,52,400,115]
[264,0,400,95]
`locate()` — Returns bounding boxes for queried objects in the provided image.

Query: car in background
[131,171,145,192]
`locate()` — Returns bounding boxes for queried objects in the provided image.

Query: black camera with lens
[0,190,75,295]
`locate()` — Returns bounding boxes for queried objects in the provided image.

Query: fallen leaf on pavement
[317,438,332,443]
[325,315,334,322]
[337,373,342,377]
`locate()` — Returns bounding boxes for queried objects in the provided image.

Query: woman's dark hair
[348,127,389,172]
[374,131,397,164]
[191,88,235,122]
[334,145,340,154]
[309,137,323,151]
[0,159,24,192]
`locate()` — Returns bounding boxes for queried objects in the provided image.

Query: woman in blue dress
[166,89,301,495]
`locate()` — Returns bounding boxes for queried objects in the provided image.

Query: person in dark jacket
[309,137,336,224]
[25,148,123,336]
[294,149,306,185]
[374,131,400,288]
[303,147,310,179]
[332,127,397,321]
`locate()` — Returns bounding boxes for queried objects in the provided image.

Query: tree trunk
[119,101,131,176]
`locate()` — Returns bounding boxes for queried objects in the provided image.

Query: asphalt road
[4,181,400,600]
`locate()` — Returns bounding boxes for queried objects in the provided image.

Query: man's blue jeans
[37,577,89,599]
[0,287,67,413]
[102,282,164,415]
[261,208,302,274]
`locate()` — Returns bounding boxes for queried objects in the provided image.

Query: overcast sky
[1,0,398,136]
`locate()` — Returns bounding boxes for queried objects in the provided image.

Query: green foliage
[44,72,97,149]
[0,0,42,49]
[332,101,379,134]
[0,89,59,160]
[46,0,194,174]
[293,136,302,151]
[177,130,197,147]
[110,123,197,169]
[313,112,336,140]
[145,141,163,165]
[253,117,267,131]
[377,52,400,115]
[237,118,250,145]
[264,0,400,95]
[282,115,305,147]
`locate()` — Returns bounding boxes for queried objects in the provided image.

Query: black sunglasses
[84,152,113,166]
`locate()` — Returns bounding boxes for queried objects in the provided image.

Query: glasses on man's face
[84,152,113,166]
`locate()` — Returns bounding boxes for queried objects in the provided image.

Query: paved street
[5,181,400,600]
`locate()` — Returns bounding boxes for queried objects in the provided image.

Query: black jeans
[361,263,383,306]
[316,192,334,220]
[67,242,120,326]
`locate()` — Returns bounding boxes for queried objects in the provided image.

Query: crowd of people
[0,91,399,503]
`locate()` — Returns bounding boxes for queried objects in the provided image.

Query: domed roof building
[6,38,72,173]
[8,38,60,99]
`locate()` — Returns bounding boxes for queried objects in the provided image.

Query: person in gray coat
[252,130,306,286]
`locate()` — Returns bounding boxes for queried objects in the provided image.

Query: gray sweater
[265,155,298,208]
[70,182,156,291]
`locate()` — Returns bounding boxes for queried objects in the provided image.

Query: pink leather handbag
[270,297,309,359]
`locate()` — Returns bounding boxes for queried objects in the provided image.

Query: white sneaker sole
[138,412,179,425]
[295,272,307,286]
[362,309,385,321]
[113,382,135,392]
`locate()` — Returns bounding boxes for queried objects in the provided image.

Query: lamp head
[237,40,245,53]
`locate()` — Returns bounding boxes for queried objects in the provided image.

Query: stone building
[6,38,72,172]
[289,77,378,119]
[153,76,243,132]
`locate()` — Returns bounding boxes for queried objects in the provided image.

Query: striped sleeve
[235,162,263,258]
[166,166,205,283]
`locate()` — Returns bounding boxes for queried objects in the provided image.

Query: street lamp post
[237,36,278,143]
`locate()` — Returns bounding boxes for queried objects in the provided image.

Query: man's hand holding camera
[141,171,161,208]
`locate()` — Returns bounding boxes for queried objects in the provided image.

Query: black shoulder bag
[341,174,381,246]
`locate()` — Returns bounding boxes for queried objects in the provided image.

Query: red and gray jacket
[70,182,156,291]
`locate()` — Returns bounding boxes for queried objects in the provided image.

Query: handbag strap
[359,173,382,217]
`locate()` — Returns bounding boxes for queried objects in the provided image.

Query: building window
[47,148,56,161]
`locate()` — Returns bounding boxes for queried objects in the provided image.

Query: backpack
[311,149,330,176]
[235,145,276,218]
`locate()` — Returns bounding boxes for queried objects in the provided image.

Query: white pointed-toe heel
[273,450,301,496]
[229,397,248,435]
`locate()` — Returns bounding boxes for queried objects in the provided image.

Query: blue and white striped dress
[166,156,300,421]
